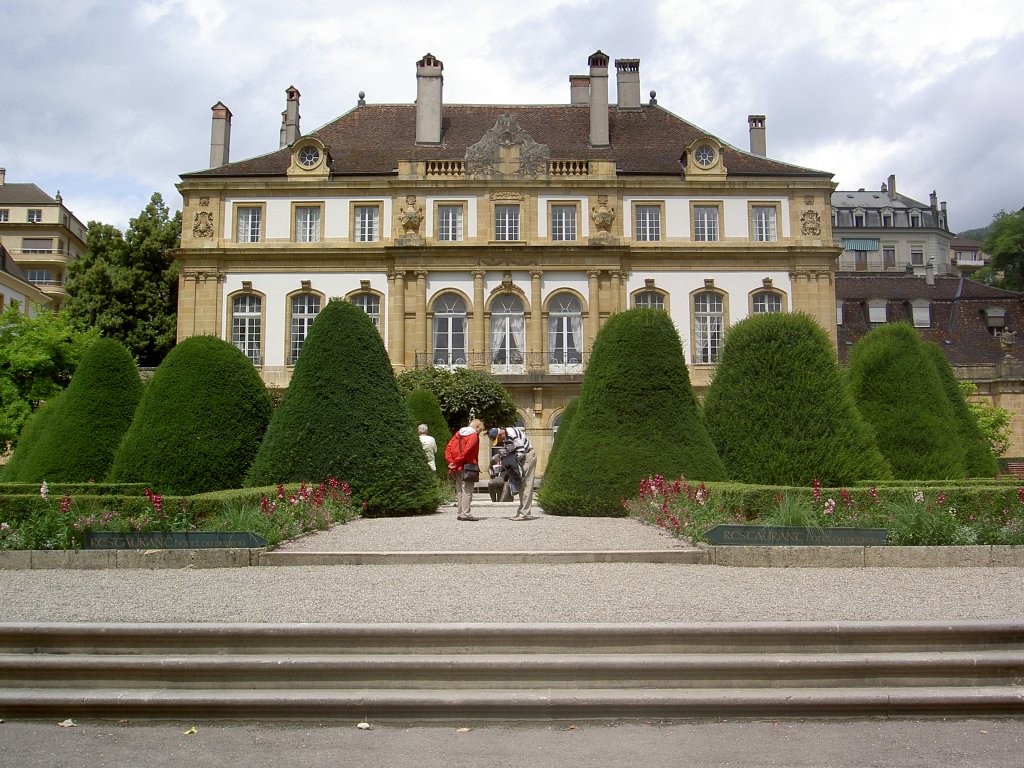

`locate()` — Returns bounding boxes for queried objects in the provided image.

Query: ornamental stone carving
[800,209,822,236]
[397,194,424,246]
[466,114,550,179]
[589,195,617,245]
[192,210,214,239]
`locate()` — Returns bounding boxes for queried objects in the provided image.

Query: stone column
[472,270,486,369]
[392,271,406,370]
[587,270,601,350]
[415,271,428,363]
[530,270,543,371]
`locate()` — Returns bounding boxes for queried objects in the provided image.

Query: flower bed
[623,475,1024,546]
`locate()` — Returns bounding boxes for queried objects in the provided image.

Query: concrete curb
[0,548,263,570]
[700,544,1024,567]
[257,549,708,566]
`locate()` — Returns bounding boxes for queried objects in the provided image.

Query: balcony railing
[27,278,65,287]
[423,159,590,178]
[414,351,588,375]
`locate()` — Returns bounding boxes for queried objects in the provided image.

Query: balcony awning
[843,238,879,251]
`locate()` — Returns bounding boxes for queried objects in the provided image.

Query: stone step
[2,686,1022,720]
[2,651,1022,690]
[257,549,708,565]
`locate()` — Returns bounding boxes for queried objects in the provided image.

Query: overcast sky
[2,0,1021,233]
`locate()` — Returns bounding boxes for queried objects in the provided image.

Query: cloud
[0,0,1020,232]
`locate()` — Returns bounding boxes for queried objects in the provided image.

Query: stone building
[1,244,53,314]
[832,175,953,275]
[174,51,839,471]
[836,272,1024,457]
[0,168,87,309]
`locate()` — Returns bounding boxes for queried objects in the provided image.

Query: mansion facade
[175,52,839,470]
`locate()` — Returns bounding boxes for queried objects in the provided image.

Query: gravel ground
[3,505,1023,625]
[276,502,685,552]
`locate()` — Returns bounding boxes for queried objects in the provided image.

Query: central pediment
[465,114,550,179]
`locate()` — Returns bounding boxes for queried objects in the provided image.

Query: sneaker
[458,515,479,521]
[510,514,525,521]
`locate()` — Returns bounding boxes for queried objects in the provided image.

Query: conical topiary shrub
[1,391,67,482]
[848,323,966,480]
[923,342,998,478]
[406,388,451,480]
[10,338,142,482]
[245,299,438,516]
[703,312,891,486]
[109,335,272,494]
[539,308,726,516]
[543,397,578,480]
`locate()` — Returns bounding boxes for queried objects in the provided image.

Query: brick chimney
[415,53,444,145]
[615,58,641,110]
[748,115,766,157]
[887,174,897,199]
[283,86,301,146]
[588,50,610,147]
[569,74,590,105]
[0,167,5,185]
[209,102,232,168]
[279,110,288,149]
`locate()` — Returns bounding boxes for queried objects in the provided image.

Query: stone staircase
[2,621,1023,721]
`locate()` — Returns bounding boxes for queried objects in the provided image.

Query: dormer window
[911,300,931,328]
[983,307,1007,337]
[881,210,893,227]
[909,210,921,228]
[853,211,866,227]
[867,299,887,325]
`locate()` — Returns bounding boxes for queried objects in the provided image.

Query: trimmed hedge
[539,308,726,516]
[703,312,891,486]
[396,366,519,435]
[4,339,142,482]
[544,397,578,479]
[245,299,438,516]
[923,342,999,478]
[406,389,451,480]
[1,392,67,482]
[109,336,272,495]
[848,323,966,479]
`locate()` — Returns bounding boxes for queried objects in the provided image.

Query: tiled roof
[0,183,56,205]
[836,273,1024,366]
[184,104,831,179]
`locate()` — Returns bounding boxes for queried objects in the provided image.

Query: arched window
[633,290,665,311]
[752,291,782,315]
[432,293,468,367]
[490,295,526,373]
[693,291,724,364]
[350,293,381,331]
[231,294,262,365]
[289,293,321,364]
[548,293,584,373]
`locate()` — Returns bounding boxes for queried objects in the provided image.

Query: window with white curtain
[551,205,577,241]
[289,293,321,364]
[752,206,777,242]
[490,295,526,373]
[432,293,468,367]
[295,207,321,243]
[355,206,379,242]
[231,294,262,364]
[437,205,463,241]
[693,206,719,242]
[694,292,724,363]
[236,207,261,243]
[548,293,584,373]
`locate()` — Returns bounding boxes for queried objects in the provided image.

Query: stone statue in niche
[589,195,617,245]
[192,210,214,239]
[397,194,424,246]
[465,114,550,178]
[801,209,822,236]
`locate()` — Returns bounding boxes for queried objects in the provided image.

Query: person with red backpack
[444,418,485,521]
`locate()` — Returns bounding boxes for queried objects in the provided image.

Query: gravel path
[3,504,1024,625]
